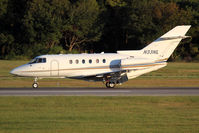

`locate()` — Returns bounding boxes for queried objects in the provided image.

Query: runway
[0,87,199,96]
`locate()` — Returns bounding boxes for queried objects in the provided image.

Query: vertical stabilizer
[141,25,191,60]
[117,25,191,61]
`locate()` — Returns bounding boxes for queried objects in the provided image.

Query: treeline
[0,0,199,61]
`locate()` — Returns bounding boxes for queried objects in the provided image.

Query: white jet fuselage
[11,53,166,79]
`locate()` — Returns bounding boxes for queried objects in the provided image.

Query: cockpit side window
[38,58,42,63]
[43,58,46,63]
[29,58,46,64]
[29,59,37,64]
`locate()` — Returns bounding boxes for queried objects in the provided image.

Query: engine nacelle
[120,57,155,70]
[120,57,167,79]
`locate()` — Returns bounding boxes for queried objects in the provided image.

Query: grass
[0,61,199,133]
[0,96,199,133]
[0,60,199,88]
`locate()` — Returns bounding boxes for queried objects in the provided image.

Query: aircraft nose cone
[10,68,20,76]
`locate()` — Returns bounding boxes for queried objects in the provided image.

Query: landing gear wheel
[32,77,39,88]
[106,82,116,88]
[32,83,38,88]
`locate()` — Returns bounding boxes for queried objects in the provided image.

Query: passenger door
[50,60,59,77]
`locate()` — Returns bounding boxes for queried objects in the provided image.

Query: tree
[124,0,191,49]
[0,0,8,57]
[175,0,199,61]
[94,0,128,52]
[62,0,102,51]
[22,0,70,57]
[0,0,27,59]
[0,0,198,61]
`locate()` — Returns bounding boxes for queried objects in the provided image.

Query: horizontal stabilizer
[159,36,191,41]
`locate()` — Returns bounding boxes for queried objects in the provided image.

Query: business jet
[10,25,191,88]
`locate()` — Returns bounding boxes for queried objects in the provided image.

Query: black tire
[32,83,38,88]
[106,82,115,88]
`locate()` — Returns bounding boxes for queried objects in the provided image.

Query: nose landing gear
[32,77,38,88]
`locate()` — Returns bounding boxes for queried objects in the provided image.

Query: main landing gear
[32,77,38,88]
[105,82,116,88]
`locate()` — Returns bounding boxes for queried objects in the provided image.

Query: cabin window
[75,59,79,64]
[82,59,85,64]
[103,59,106,63]
[96,59,99,63]
[89,59,92,64]
[69,60,73,64]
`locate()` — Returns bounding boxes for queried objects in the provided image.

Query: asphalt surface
[0,87,199,96]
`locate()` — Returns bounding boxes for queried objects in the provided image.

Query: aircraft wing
[70,70,130,84]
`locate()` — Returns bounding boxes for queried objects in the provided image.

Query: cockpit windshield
[29,58,46,64]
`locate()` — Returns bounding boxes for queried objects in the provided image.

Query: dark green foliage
[0,0,199,61]
[21,0,70,57]
[62,0,102,51]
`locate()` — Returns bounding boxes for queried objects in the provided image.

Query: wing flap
[73,70,129,83]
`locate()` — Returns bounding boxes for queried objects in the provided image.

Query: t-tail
[118,25,191,61]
